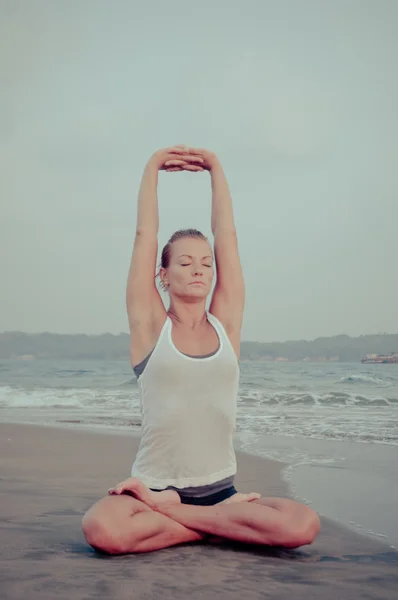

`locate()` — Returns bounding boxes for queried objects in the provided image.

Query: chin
[181,287,209,300]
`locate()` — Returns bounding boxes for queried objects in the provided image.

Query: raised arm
[189,149,245,348]
[126,148,204,331]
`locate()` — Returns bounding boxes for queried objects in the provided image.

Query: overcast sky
[1,0,397,342]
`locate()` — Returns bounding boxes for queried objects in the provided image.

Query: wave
[239,389,396,407]
[2,383,398,447]
[237,423,398,446]
[2,384,396,411]
[0,385,139,409]
[339,374,387,385]
[236,411,398,446]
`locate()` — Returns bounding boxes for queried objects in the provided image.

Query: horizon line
[1,330,397,345]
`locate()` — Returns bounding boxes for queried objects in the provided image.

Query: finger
[182,164,204,172]
[186,146,206,155]
[165,167,183,172]
[167,145,189,154]
[164,159,187,166]
[167,155,203,163]
[183,156,203,163]
[109,484,124,494]
[164,158,203,167]
[178,147,204,157]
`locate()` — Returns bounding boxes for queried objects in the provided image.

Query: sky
[1,0,397,342]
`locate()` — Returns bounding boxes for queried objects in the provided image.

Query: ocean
[1,359,397,547]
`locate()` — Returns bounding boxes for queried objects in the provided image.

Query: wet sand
[0,423,397,600]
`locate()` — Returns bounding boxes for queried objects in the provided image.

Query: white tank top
[131,311,239,489]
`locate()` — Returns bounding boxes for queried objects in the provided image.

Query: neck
[167,300,208,329]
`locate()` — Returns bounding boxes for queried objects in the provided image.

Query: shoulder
[208,312,241,360]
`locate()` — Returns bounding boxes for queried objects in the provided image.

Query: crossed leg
[82,494,206,554]
[82,481,320,554]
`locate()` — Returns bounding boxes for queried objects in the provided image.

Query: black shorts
[150,485,238,506]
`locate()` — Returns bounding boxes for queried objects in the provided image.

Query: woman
[82,145,321,554]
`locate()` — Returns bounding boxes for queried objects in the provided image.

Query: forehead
[171,237,213,258]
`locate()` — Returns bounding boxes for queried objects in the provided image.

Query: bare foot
[220,492,261,504]
[108,477,181,509]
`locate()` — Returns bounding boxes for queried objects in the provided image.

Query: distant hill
[240,334,398,362]
[1,331,397,362]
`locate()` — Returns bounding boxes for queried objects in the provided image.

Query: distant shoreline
[1,331,397,362]
[8,355,343,362]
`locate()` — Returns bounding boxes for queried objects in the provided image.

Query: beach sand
[0,423,397,600]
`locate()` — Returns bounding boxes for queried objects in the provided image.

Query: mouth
[190,282,205,286]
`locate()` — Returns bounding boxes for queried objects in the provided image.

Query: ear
[159,267,168,288]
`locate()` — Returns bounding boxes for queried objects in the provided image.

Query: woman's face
[161,237,214,300]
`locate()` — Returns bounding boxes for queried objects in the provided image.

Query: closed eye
[180,263,213,268]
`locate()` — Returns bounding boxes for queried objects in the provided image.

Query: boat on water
[361,352,398,364]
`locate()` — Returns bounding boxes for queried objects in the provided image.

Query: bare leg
[84,479,260,553]
[128,480,320,548]
[83,478,319,553]
[157,497,320,548]
[82,494,206,554]
[157,498,319,548]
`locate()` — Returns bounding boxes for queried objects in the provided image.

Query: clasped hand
[152,145,217,173]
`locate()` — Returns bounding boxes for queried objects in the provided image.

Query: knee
[276,507,320,548]
[299,509,320,545]
[82,513,125,555]
[288,508,321,548]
